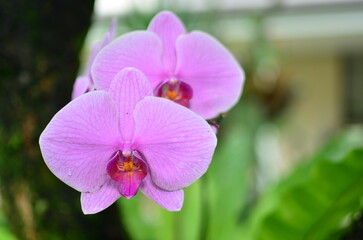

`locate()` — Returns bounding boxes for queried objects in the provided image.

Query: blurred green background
[1,0,363,239]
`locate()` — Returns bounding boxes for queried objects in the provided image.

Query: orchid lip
[106,151,147,199]
[155,79,193,108]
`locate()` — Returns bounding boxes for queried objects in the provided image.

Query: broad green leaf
[240,126,363,240]
[205,100,264,240]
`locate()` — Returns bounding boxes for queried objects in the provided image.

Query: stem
[199,173,210,240]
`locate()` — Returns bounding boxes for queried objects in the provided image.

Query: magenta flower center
[156,79,193,107]
[107,151,147,199]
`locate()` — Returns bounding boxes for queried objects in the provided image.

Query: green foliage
[0,208,17,240]
[203,100,264,240]
[240,126,363,240]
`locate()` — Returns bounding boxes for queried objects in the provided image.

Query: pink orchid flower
[72,19,117,99]
[39,68,217,214]
[92,11,244,119]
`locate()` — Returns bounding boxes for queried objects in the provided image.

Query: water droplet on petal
[67,170,72,176]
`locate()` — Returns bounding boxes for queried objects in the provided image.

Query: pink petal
[81,178,120,214]
[148,11,185,74]
[86,19,117,75]
[86,42,102,75]
[92,31,165,91]
[140,175,184,211]
[113,170,146,199]
[108,68,152,143]
[175,31,245,119]
[100,18,117,49]
[72,76,91,99]
[39,92,121,192]
[132,97,217,191]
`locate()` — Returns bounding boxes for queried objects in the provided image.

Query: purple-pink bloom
[92,11,244,119]
[39,68,217,214]
[72,19,117,99]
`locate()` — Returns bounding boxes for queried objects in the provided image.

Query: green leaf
[241,126,363,240]
[204,100,264,240]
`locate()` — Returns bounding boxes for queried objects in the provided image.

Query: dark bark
[0,1,129,239]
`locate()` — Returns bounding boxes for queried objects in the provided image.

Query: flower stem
[199,174,210,240]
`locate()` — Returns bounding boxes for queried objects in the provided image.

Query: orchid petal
[133,97,217,191]
[109,68,152,143]
[140,175,184,211]
[100,18,117,49]
[148,11,185,74]
[39,92,121,192]
[81,178,120,214]
[86,19,117,75]
[175,31,244,119]
[92,31,165,90]
[72,76,91,99]
[86,42,102,75]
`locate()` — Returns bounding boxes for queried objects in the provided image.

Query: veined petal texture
[175,31,244,119]
[148,11,186,74]
[81,178,120,214]
[39,92,121,192]
[132,97,217,191]
[109,68,152,143]
[92,31,165,90]
[140,175,184,211]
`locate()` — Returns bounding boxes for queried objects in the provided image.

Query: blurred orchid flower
[92,11,244,119]
[72,19,117,99]
[40,68,217,214]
